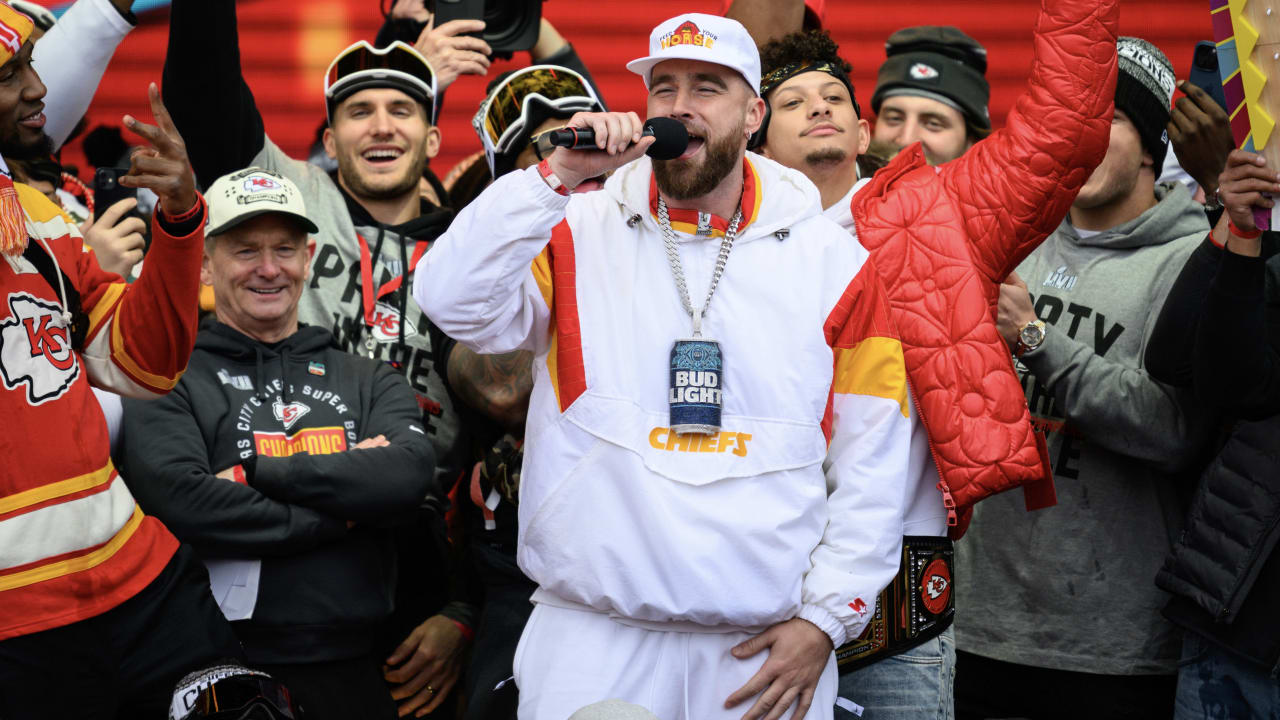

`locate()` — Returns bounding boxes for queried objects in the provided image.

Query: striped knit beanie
[1116,37,1176,170]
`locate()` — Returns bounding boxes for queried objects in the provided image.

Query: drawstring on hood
[37,236,73,328]
[199,318,331,410]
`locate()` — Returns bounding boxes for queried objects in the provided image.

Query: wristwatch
[1014,319,1046,357]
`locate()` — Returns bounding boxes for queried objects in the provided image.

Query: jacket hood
[196,318,337,400]
[603,152,823,243]
[1061,182,1208,250]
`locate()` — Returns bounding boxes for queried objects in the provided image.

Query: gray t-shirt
[955,183,1210,675]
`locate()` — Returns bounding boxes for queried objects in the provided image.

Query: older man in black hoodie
[121,168,436,720]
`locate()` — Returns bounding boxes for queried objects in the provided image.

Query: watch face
[1020,322,1045,348]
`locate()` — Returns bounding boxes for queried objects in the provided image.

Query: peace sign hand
[119,83,198,217]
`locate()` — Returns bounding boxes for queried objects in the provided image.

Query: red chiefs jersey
[0,183,203,640]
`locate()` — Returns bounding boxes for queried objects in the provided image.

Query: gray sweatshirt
[955,182,1210,675]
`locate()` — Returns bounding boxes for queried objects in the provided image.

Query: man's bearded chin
[653,120,744,201]
[337,146,427,202]
[805,147,848,168]
[0,132,53,163]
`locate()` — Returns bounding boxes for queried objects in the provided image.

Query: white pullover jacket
[416,153,910,646]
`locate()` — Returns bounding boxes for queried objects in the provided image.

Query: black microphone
[538,117,689,160]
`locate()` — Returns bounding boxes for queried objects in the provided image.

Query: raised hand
[1168,80,1233,199]
[545,111,655,192]
[415,17,491,93]
[119,83,197,217]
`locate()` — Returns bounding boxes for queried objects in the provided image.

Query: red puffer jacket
[852,0,1118,538]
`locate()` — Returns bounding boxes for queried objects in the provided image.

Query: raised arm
[161,0,265,185]
[944,0,1119,282]
[250,365,437,523]
[33,0,135,150]
[77,86,202,398]
[414,166,564,356]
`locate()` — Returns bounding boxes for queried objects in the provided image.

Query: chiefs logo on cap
[908,63,940,80]
[243,176,282,193]
[919,557,952,615]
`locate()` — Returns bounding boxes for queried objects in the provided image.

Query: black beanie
[871,26,991,137]
[1114,37,1176,171]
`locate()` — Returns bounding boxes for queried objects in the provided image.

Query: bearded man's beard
[653,118,744,201]
[336,143,428,202]
[805,147,847,167]
[0,132,53,164]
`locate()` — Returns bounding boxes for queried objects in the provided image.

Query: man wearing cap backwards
[0,1,245,715]
[163,2,483,713]
[418,13,912,720]
[869,26,992,166]
[122,167,436,720]
[954,37,1211,719]
[746,1,1119,716]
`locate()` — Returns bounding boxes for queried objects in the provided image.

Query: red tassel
[0,173,27,256]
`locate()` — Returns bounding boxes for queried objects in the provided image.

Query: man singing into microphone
[416,14,910,720]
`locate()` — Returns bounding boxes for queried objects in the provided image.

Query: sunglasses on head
[472,65,603,160]
[325,41,436,120]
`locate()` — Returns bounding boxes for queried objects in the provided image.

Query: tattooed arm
[445,345,533,430]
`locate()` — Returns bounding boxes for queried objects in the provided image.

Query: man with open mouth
[417,13,911,720]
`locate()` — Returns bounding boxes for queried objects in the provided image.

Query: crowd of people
[0,0,1275,719]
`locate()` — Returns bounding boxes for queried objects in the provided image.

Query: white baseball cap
[205,168,319,238]
[626,14,761,96]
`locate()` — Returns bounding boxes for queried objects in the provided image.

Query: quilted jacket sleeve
[942,0,1119,283]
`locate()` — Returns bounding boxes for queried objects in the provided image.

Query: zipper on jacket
[1218,508,1280,623]
[907,382,957,527]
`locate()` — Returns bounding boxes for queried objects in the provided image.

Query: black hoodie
[121,319,436,664]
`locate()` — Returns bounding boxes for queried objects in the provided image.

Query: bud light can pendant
[669,338,723,435]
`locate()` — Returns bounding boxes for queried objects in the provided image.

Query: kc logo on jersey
[0,292,80,405]
[369,301,418,343]
[272,400,311,430]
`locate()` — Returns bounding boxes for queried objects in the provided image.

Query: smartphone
[1188,40,1228,112]
[93,166,136,216]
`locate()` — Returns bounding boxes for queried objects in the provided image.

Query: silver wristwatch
[1014,319,1046,357]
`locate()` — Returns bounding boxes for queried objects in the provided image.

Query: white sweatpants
[514,603,838,720]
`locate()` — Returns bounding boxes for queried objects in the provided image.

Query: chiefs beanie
[872,26,991,137]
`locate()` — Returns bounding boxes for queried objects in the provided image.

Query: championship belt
[834,535,955,674]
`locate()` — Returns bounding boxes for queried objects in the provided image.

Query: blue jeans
[1174,632,1280,720]
[835,626,955,720]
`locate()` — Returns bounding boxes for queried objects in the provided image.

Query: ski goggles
[170,666,298,720]
[324,40,436,122]
[472,65,603,171]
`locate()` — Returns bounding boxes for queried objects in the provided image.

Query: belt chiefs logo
[272,400,311,430]
[919,557,951,615]
[908,63,940,80]
[369,301,418,343]
[0,293,80,406]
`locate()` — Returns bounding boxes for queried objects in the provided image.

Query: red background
[60,0,1212,182]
